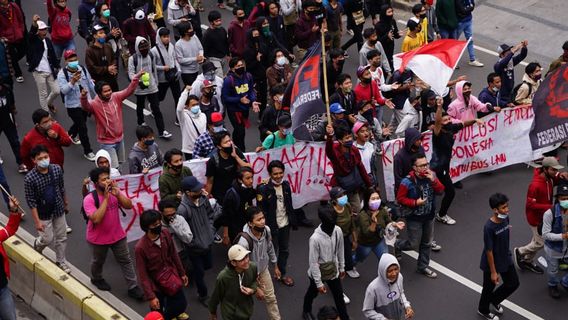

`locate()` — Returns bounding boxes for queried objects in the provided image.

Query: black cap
[202,61,216,74]
[557,183,568,196]
[497,44,512,55]
[277,113,292,128]
[329,186,346,200]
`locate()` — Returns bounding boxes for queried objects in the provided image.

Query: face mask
[190,192,201,200]
[67,61,79,70]
[144,139,155,146]
[204,90,215,98]
[276,56,288,66]
[252,225,265,233]
[190,106,200,114]
[252,36,260,43]
[234,67,245,75]
[337,59,345,67]
[150,225,162,235]
[102,9,110,18]
[491,86,499,92]
[139,47,150,57]
[204,72,215,81]
[560,200,568,209]
[283,128,292,135]
[171,164,183,172]
[262,25,270,37]
[186,31,195,38]
[342,140,353,148]
[462,91,471,99]
[419,13,426,19]
[497,214,508,220]
[362,109,374,124]
[163,214,175,224]
[213,125,225,133]
[337,195,348,207]
[369,199,381,211]
[241,183,252,189]
[533,74,542,81]
[361,77,371,84]
[237,15,245,22]
[222,146,233,154]
[343,85,352,93]
[368,39,377,46]
[97,37,106,44]
[37,158,50,169]
[320,213,337,236]
[271,178,282,186]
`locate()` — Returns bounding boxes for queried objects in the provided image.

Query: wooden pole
[0,183,25,216]
[320,29,332,125]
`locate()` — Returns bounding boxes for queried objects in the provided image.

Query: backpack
[537,208,557,236]
[60,65,88,103]
[80,189,127,224]
[131,52,156,81]
[232,230,272,251]
[511,81,532,105]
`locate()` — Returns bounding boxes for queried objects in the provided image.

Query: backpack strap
[233,231,254,250]
[91,189,99,209]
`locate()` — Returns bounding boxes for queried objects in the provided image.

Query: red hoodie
[20,123,72,170]
[1,213,22,280]
[47,0,74,45]
[0,2,25,44]
[525,168,560,226]
[325,134,372,188]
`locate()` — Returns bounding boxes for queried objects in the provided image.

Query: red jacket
[228,19,251,58]
[325,134,372,188]
[525,169,559,226]
[20,123,72,170]
[47,0,74,44]
[1,213,22,280]
[0,2,25,44]
[354,80,386,106]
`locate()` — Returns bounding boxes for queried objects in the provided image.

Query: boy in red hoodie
[47,0,75,59]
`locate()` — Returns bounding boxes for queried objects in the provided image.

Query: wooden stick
[320,29,332,125]
[0,183,25,216]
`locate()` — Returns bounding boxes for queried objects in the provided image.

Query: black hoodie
[221,181,258,241]
[393,127,425,191]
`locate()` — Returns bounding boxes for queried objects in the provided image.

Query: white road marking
[123,97,152,116]
[405,251,544,320]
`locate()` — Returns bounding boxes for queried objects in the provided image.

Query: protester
[435,0,458,39]
[388,69,414,129]
[220,166,257,244]
[243,28,269,115]
[227,6,251,59]
[46,0,75,59]
[90,2,122,54]
[455,0,484,67]
[176,88,206,160]
[514,62,542,105]
[257,113,295,151]
[202,10,229,78]
[478,193,519,320]
[0,196,22,320]
[167,0,197,41]
[295,1,321,59]
[302,206,349,320]
[193,112,225,159]
[152,28,182,117]
[175,21,204,87]
[0,0,26,82]
[342,0,365,52]
[374,4,402,71]
[354,66,394,125]
[158,148,193,205]
[353,121,377,179]
[359,28,391,76]
[259,84,287,141]
[422,0,439,43]
[85,24,119,92]
[401,20,424,53]
[325,0,343,49]
[367,49,398,93]
[58,50,97,161]
[447,81,492,123]
[25,145,70,274]
[135,210,189,319]
[493,41,528,104]
[28,17,60,114]
[198,80,221,119]
[266,49,293,91]
[178,176,216,306]
[81,71,145,168]
[362,253,414,320]
[189,62,224,114]
[208,244,258,320]
[327,187,358,279]
[123,9,156,54]
[128,125,163,174]
[158,199,193,279]
[0,79,26,173]
[547,41,568,76]
[323,49,346,95]
[478,73,510,117]
[280,0,300,52]
[394,91,421,138]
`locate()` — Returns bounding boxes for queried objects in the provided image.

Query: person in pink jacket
[80,70,144,168]
[447,80,493,123]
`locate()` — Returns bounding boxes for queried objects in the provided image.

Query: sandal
[280,276,295,287]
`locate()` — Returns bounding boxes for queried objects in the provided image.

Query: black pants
[158,80,181,122]
[7,43,23,77]
[181,73,198,87]
[66,108,92,154]
[478,265,519,314]
[189,13,203,40]
[284,24,296,52]
[303,277,349,319]
[154,288,187,319]
[343,235,354,271]
[227,110,248,151]
[434,167,455,217]
[188,249,212,298]
[135,93,165,135]
[0,114,22,165]
[341,22,363,52]
[271,225,291,276]
[255,78,267,116]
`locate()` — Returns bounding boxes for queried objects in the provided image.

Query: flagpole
[320,29,331,125]
[0,183,25,216]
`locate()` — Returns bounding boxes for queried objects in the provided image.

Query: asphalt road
[1,1,565,319]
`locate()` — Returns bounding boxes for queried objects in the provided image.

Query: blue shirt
[57,65,96,108]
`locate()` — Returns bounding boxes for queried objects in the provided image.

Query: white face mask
[190,106,200,114]
[276,56,288,66]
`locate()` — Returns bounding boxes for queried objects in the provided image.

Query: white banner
[110,142,333,242]
[381,106,553,201]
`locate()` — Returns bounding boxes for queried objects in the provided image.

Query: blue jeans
[52,39,76,61]
[396,218,434,271]
[439,27,457,40]
[354,239,387,265]
[456,18,476,61]
[0,286,16,320]
[546,252,568,287]
[100,140,125,169]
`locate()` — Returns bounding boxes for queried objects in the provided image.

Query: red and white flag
[393,39,469,95]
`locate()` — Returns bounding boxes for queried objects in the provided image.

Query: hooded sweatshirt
[94,149,121,178]
[362,254,410,320]
[228,19,251,58]
[175,34,203,74]
[151,27,181,83]
[208,263,258,320]
[127,142,163,174]
[177,194,215,253]
[163,214,193,254]
[47,0,74,45]
[80,76,139,144]
[307,225,345,288]
[525,168,560,226]
[393,128,425,191]
[128,36,159,95]
[158,164,193,204]
[177,88,207,154]
[237,224,277,273]
[167,0,195,38]
[447,80,490,123]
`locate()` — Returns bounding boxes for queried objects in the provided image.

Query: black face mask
[163,215,175,224]
[139,47,149,56]
[171,164,183,172]
[442,123,453,131]
[222,146,233,154]
[361,77,371,84]
[149,225,162,235]
[252,225,265,233]
[186,31,194,38]
[237,15,245,22]
[362,109,374,124]
[234,67,245,75]
[336,59,345,67]
[368,39,377,46]
[462,91,471,99]
[320,216,336,236]
[204,90,215,98]
[419,13,426,19]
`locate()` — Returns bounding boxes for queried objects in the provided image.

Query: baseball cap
[228,244,250,261]
[92,24,104,32]
[540,157,564,170]
[356,65,371,78]
[329,186,346,200]
[202,61,216,74]
[144,311,164,320]
[202,79,215,88]
[63,49,77,60]
[497,44,512,55]
[329,102,346,114]
[352,121,367,135]
[37,20,48,30]
[181,176,204,193]
[135,9,146,20]
[209,112,224,126]
[556,182,568,196]
[276,113,292,128]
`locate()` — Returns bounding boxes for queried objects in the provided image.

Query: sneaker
[346,268,360,279]
[84,152,96,161]
[523,262,544,274]
[56,262,71,274]
[491,303,504,315]
[18,164,28,174]
[0,156,3,164]
[140,122,147,126]
[214,234,223,244]
[159,130,173,139]
[177,312,190,320]
[346,29,354,36]
[468,60,484,67]
[431,241,442,252]
[174,120,180,127]
[198,295,209,308]
[16,76,24,83]
[33,239,44,254]
[549,285,561,299]
[71,136,81,145]
[128,286,144,301]
[66,225,72,234]
[436,214,456,225]
[343,292,350,304]
[91,278,112,291]
[419,267,437,278]
[513,247,524,270]
[477,310,499,320]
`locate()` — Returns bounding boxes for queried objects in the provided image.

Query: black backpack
[511,80,532,105]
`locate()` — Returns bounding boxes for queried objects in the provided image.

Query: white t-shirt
[355,141,375,174]
[274,185,288,228]
[35,40,51,73]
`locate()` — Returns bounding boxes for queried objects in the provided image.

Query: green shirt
[262,132,296,150]
[357,208,391,246]
[334,204,354,237]
[209,263,258,320]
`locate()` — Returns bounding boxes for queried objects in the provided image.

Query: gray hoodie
[127,142,163,174]
[307,226,345,288]
[237,224,277,273]
[151,27,181,83]
[362,254,410,320]
[128,36,159,95]
[177,194,216,253]
[163,214,193,254]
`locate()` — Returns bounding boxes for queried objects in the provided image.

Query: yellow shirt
[154,0,163,20]
[420,18,428,44]
[401,34,425,52]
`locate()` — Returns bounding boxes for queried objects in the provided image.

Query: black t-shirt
[480,217,513,273]
[205,149,247,202]
[431,123,463,170]
[0,253,7,288]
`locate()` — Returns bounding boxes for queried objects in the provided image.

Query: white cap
[135,9,145,20]
[228,244,250,261]
[36,20,48,30]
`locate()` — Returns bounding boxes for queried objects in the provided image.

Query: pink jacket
[81,77,139,144]
[447,80,490,123]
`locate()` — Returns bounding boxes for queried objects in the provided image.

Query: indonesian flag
[393,39,469,95]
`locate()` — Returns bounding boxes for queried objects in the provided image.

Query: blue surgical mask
[68,61,79,70]
[97,37,106,44]
[337,195,348,207]
[37,158,50,169]
[283,128,292,135]
[497,213,508,220]
[102,9,111,18]
[560,200,568,209]
[343,140,353,148]
[213,125,225,133]
[190,106,200,114]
